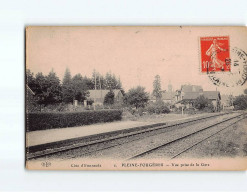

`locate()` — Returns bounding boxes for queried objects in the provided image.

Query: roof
[182,91,220,100]
[183,92,201,100]
[88,89,122,99]
[203,91,221,100]
[161,91,175,100]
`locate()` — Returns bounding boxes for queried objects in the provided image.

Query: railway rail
[27,111,244,160]
[127,113,245,160]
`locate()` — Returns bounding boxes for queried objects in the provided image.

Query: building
[88,89,124,105]
[175,84,221,111]
[160,83,176,104]
[150,83,176,104]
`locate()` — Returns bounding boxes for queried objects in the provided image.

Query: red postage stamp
[200,36,230,73]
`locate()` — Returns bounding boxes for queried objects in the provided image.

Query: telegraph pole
[94,71,96,110]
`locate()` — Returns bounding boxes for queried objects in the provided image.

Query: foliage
[104,72,122,90]
[146,100,170,114]
[62,68,74,103]
[87,99,94,106]
[71,73,89,102]
[152,75,162,100]
[27,70,62,106]
[26,68,123,108]
[233,95,247,110]
[91,70,122,90]
[27,109,123,131]
[194,95,211,110]
[44,70,62,104]
[26,69,36,90]
[244,89,247,95]
[124,86,149,109]
[104,90,115,105]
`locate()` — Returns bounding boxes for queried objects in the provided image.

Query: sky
[26,26,247,95]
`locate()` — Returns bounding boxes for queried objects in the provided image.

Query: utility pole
[99,75,104,109]
[94,71,96,110]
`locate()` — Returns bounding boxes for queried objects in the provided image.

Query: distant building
[150,84,221,111]
[88,89,124,105]
[150,83,176,104]
[175,85,203,102]
[175,84,221,111]
[161,83,176,104]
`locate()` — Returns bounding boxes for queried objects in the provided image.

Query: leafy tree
[34,72,48,105]
[194,95,211,110]
[62,68,72,85]
[82,76,94,90]
[31,70,62,106]
[90,70,122,90]
[104,90,115,105]
[44,70,62,104]
[104,72,121,90]
[71,73,89,102]
[152,75,162,100]
[233,95,247,110]
[62,68,74,103]
[146,100,170,114]
[124,86,149,109]
[26,69,36,90]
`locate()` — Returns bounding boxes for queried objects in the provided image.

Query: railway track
[127,113,245,160]
[27,112,242,160]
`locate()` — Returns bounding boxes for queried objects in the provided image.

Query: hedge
[26,109,123,131]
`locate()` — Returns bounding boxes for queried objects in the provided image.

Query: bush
[146,101,170,114]
[233,95,247,110]
[26,109,123,131]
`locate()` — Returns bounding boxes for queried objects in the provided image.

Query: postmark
[208,47,247,87]
[200,36,230,73]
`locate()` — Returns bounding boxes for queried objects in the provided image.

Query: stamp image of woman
[206,39,227,70]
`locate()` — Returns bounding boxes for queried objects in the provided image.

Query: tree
[34,72,48,105]
[194,95,211,110]
[124,86,149,109]
[233,95,247,110]
[83,76,94,90]
[62,68,74,103]
[44,70,62,104]
[62,68,72,85]
[32,70,62,106]
[104,90,115,105]
[152,75,162,100]
[104,72,121,90]
[244,89,247,95]
[71,74,89,102]
[26,69,36,90]
[91,69,101,90]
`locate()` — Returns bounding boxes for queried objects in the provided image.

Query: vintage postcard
[25,26,247,170]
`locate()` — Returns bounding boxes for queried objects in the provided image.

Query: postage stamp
[200,36,230,73]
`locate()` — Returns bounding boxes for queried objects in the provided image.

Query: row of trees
[26,68,123,106]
